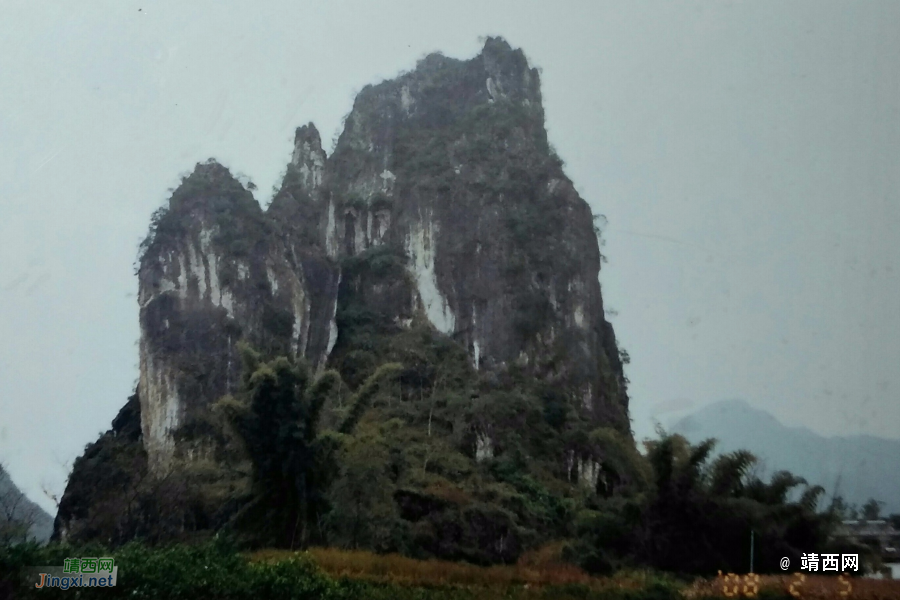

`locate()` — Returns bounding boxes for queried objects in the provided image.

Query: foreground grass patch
[252,546,590,588]
[30,540,900,599]
[3,540,686,600]
[253,547,900,600]
[250,545,687,597]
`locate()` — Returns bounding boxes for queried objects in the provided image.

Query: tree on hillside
[326,425,398,550]
[218,342,401,548]
[0,464,39,546]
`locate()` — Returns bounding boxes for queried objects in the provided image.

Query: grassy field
[250,545,685,597]
[6,540,900,599]
[250,546,900,599]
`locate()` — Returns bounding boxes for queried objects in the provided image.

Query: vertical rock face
[137,161,338,471]
[131,36,628,474]
[296,37,629,430]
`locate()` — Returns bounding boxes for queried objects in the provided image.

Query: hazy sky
[1,0,898,514]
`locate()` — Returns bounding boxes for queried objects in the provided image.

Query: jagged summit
[481,35,514,54]
[292,122,323,155]
[188,157,232,177]
[160,159,260,225]
[337,36,541,156]
[287,123,326,196]
[285,37,627,431]
[138,35,628,468]
[136,36,629,473]
[412,36,531,86]
[56,39,633,552]
[177,158,247,194]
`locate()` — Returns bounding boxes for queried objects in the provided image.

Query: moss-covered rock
[57,37,634,559]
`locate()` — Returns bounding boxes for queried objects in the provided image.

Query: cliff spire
[289,123,326,198]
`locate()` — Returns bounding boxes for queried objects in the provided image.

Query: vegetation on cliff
[51,333,843,576]
[46,37,848,585]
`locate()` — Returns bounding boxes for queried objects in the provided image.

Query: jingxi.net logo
[799,552,858,573]
[31,557,118,589]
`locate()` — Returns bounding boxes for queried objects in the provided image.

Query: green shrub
[0,539,341,600]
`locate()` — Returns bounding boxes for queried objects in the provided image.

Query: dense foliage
[0,538,692,600]
[50,319,842,577]
[50,42,847,587]
[139,159,270,265]
[214,343,401,548]
[568,433,849,576]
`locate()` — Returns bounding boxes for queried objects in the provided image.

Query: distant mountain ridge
[670,399,900,515]
[0,464,53,543]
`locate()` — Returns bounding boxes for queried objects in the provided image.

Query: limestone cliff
[57,38,631,540]
[272,36,629,431]
[137,161,339,471]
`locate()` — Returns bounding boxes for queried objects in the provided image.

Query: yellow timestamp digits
[787,572,852,598]
[716,572,759,598]
[838,573,852,597]
[715,570,852,598]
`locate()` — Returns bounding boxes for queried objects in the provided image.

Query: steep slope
[271,37,629,431]
[52,394,146,542]
[56,38,633,552]
[0,465,53,544]
[137,161,339,471]
[671,399,900,514]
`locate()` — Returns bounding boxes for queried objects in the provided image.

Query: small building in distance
[833,520,900,563]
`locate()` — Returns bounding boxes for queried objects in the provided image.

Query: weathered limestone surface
[75,36,630,482]
[137,161,338,471]
[300,37,630,431]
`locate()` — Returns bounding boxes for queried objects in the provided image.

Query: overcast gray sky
[1,0,898,514]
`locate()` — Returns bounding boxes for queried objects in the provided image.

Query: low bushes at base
[35,539,900,599]
[0,539,689,600]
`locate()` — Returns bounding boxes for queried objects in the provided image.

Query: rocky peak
[167,159,253,215]
[184,158,235,180]
[478,36,541,105]
[57,38,635,549]
[137,160,338,472]
[133,37,629,475]
[282,37,629,431]
[289,123,326,198]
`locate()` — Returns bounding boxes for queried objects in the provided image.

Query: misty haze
[1,1,898,598]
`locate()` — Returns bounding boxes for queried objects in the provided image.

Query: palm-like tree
[220,343,400,548]
[636,432,831,574]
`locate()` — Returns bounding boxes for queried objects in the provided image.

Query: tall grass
[27,539,892,599]
[250,544,686,597]
[252,546,591,588]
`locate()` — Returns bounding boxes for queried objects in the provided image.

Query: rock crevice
[133,36,629,473]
